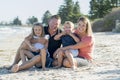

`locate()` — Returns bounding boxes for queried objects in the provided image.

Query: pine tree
[42,10,52,26]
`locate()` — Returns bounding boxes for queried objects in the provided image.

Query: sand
[0,32,120,80]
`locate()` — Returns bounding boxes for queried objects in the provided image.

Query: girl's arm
[24,34,37,51]
[24,34,33,48]
[44,39,48,50]
[54,32,65,40]
[68,33,80,43]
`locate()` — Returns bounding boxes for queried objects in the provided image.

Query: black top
[61,35,76,47]
[44,26,62,59]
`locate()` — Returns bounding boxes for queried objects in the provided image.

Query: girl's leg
[20,50,34,64]
[11,55,41,73]
[40,48,46,70]
[9,41,27,69]
[8,48,21,69]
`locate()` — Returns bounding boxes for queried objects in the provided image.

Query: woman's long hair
[77,17,93,36]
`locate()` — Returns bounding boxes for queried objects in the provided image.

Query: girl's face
[63,24,73,33]
[33,26,42,37]
[77,21,87,34]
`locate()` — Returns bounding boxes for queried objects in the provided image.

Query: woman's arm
[68,33,80,43]
[62,40,90,50]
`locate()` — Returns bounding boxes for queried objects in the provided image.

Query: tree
[26,16,38,25]
[72,1,81,23]
[111,0,120,7]
[58,0,81,24]
[89,0,120,19]
[12,17,22,25]
[58,0,74,24]
[42,10,52,26]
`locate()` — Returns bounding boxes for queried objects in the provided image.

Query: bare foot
[11,64,19,73]
[53,66,61,69]
[71,66,77,70]
[42,67,46,71]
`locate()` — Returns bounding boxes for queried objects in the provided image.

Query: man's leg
[54,50,64,68]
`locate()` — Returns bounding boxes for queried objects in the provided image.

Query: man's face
[48,18,61,31]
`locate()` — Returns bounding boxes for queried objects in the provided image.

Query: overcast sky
[0,0,90,24]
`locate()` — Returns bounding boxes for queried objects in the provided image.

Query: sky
[0,0,90,24]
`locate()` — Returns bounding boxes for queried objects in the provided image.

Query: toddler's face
[63,24,73,33]
[33,26,42,37]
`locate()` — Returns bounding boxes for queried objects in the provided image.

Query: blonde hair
[77,17,93,36]
[32,22,44,37]
[64,21,74,30]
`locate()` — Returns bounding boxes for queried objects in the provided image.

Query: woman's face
[33,26,42,37]
[77,21,87,34]
[49,18,61,31]
[63,24,73,33]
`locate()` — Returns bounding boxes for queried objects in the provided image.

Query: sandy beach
[0,32,120,80]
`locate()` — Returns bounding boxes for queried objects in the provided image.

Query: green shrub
[92,7,120,32]
[92,18,105,32]
[104,7,120,31]
[113,23,120,32]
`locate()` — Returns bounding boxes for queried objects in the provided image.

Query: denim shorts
[31,51,39,56]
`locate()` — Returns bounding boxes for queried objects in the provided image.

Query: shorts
[31,49,50,56]
[45,57,53,68]
[69,49,79,57]
[31,51,39,56]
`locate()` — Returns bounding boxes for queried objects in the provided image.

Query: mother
[58,16,94,68]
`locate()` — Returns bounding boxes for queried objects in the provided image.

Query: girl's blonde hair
[77,17,93,36]
[32,22,44,37]
[64,21,74,30]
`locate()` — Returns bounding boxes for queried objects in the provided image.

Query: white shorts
[69,49,79,57]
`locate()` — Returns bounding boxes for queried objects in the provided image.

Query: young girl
[53,21,80,69]
[11,23,48,72]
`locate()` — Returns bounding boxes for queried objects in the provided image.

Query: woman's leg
[11,55,41,73]
[40,48,46,70]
